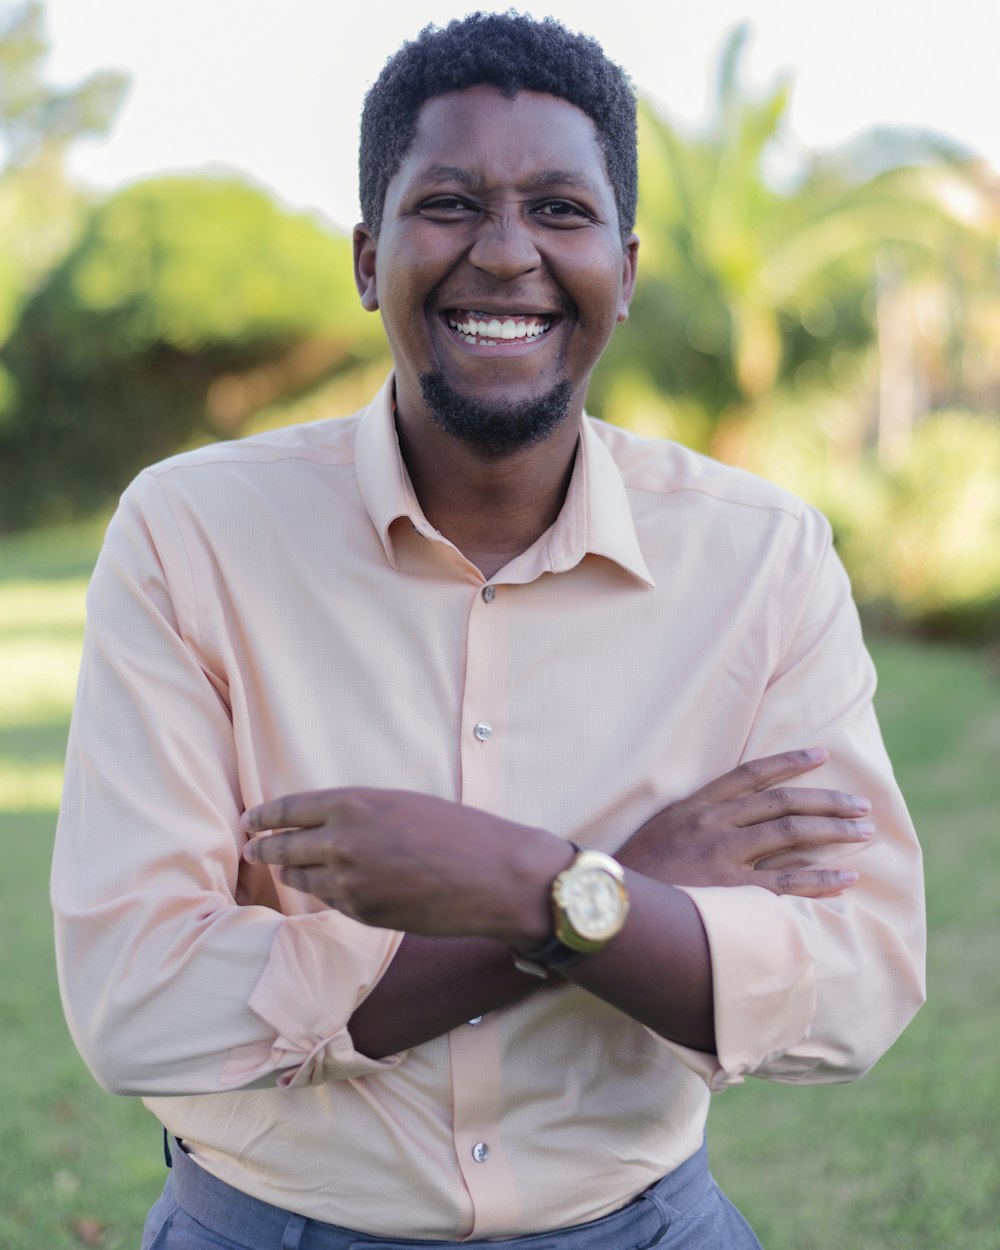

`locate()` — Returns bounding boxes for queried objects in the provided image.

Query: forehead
[391,86,613,200]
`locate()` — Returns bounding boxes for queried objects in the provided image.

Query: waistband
[167,1138,714,1250]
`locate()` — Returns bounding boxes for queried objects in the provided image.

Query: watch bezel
[551,850,629,954]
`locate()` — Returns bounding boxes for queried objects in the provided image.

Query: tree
[590,26,970,455]
[0,1,126,170]
[0,175,386,527]
[0,1,128,446]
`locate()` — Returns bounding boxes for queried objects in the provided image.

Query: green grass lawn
[1,522,998,1249]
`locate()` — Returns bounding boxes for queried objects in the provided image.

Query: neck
[395,407,580,580]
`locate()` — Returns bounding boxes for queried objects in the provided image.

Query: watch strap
[511,931,583,979]
[511,842,584,978]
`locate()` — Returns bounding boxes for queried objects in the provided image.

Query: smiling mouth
[444,309,556,347]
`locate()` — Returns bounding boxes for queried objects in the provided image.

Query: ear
[353,225,379,312]
[616,233,639,324]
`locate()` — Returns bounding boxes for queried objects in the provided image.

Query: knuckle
[775,869,797,894]
[690,806,712,834]
[775,814,797,839]
[266,836,291,865]
[768,786,791,809]
[733,760,763,786]
[275,796,296,828]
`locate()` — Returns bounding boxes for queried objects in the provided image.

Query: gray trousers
[142,1138,763,1250]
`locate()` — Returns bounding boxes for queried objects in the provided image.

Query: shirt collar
[354,375,654,588]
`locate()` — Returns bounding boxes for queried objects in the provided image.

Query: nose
[467,210,540,280]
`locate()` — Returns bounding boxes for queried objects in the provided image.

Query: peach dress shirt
[52,377,925,1239]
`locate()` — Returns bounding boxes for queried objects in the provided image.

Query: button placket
[459,574,509,829]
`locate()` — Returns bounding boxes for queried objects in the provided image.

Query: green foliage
[0,176,383,528]
[591,26,971,444]
[0,2,125,443]
[838,411,1000,637]
[585,27,999,641]
[0,1,127,168]
[65,176,368,351]
[720,395,1000,640]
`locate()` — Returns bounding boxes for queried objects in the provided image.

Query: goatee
[418,371,573,455]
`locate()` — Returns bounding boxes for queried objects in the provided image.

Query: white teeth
[446,311,552,343]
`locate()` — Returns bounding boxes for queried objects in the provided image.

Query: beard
[418,370,574,455]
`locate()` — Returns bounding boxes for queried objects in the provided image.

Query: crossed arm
[244,748,874,1059]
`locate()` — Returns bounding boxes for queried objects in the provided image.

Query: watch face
[564,869,625,941]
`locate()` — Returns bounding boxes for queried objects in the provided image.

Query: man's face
[354,86,638,453]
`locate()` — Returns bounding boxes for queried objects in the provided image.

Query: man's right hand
[616,748,873,897]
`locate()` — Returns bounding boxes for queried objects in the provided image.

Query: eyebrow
[415,165,605,197]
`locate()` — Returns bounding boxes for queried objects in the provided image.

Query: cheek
[571,265,630,338]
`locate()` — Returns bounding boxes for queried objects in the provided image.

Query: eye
[534,199,591,226]
[419,195,476,218]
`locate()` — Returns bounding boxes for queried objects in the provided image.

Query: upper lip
[437,301,566,319]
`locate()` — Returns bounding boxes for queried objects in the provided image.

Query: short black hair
[359,12,637,245]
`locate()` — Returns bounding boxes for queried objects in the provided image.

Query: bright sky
[43,0,1000,233]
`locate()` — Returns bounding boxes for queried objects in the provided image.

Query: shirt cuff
[221,913,406,1088]
[667,885,816,1091]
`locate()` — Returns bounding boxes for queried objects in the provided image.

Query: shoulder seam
[142,470,205,654]
[146,451,357,480]
[625,480,805,520]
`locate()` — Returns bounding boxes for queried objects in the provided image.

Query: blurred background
[0,2,997,1247]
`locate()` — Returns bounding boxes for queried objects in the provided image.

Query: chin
[419,371,574,455]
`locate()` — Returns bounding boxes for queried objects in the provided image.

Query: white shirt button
[472,1141,490,1163]
[467,1016,483,1026]
[474,722,493,742]
[481,585,496,603]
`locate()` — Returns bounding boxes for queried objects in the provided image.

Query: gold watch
[513,847,629,978]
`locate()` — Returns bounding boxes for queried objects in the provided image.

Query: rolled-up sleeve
[658,506,926,1090]
[52,476,404,1096]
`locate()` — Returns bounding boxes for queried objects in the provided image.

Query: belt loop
[282,1212,307,1250]
[634,1190,672,1250]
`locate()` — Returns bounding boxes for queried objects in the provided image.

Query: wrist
[501,836,577,949]
[511,846,631,979]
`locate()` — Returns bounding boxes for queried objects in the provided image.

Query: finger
[759,867,860,898]
[244,827,342,866]
[693,749,828,805]
[729,786,872,828]
[242,789,352,834]
[277,864,332,897]
[743,815,874,862]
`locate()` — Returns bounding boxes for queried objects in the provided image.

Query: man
[52,14,925,1249]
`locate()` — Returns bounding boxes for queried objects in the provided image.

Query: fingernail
[242,840,257,863]
[854,822,875,837]
[853,798,872,814]
[804,748,826,761]
[837,870,859,884]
